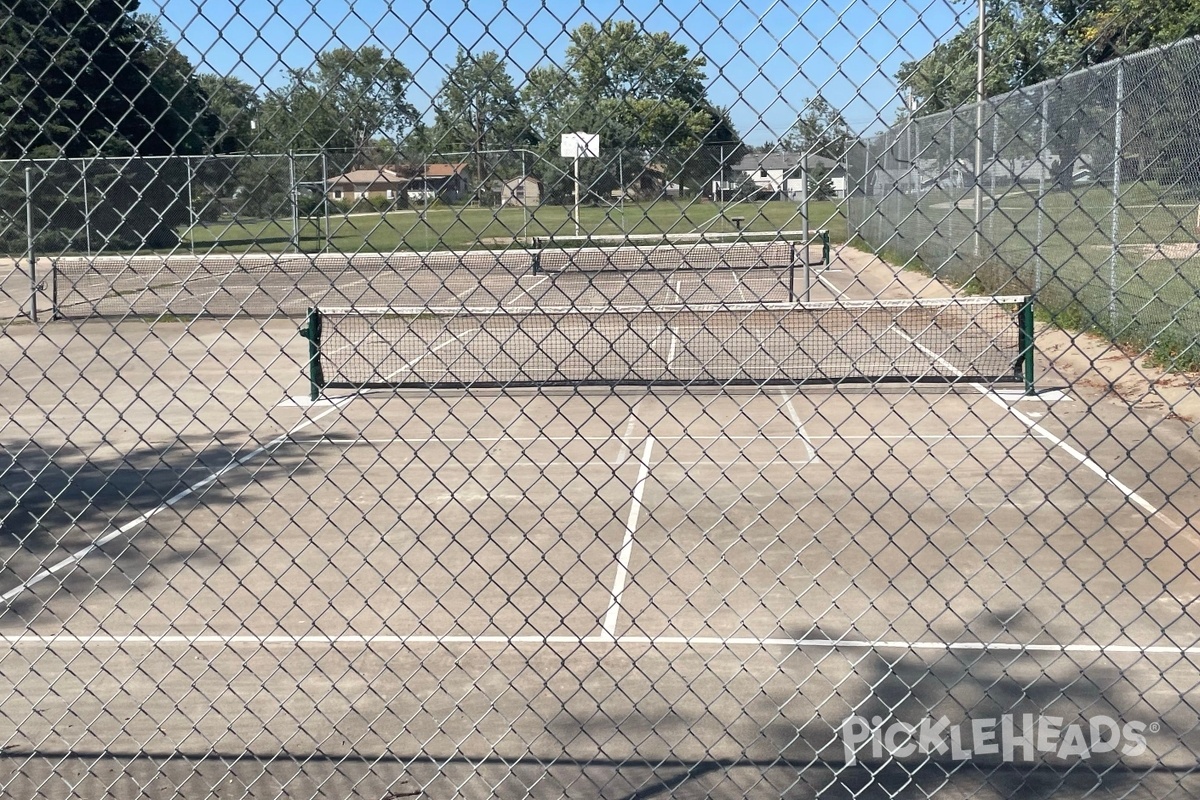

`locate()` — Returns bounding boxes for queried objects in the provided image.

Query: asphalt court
[47,248,831,317]
[2,365,1199,778]
[7,382,1194,651]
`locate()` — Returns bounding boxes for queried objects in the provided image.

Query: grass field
[185,199,848,254]
[855,181,1200,369]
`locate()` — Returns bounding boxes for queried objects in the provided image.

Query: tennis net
[530,240,800,274]
[301,296,1035,396]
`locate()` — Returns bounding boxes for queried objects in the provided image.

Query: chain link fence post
[1037,84,1048,295]
[1108,60,1125,335]
[24,165,36,323]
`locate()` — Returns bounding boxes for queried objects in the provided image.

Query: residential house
[500,175,542,207]
[613,164,681,200]
[325,168,407,204]
[406,162,470,203]
[732,152,848,199]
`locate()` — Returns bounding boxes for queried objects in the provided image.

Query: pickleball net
[301,296,1035,395]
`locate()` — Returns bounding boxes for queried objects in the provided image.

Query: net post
[822,230,831,266]
[1018,297,1035,395]
[303,307,325,401]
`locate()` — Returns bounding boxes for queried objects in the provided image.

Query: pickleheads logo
[841,715,1152,765]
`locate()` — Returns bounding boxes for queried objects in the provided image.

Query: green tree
[0,0,211,158]
[806,163,837,200]
[432,50,531,196]
[781,95,852,159]
[1065,0,1200,64]
[433,52,528,149]
[519,20,740,202]
[0,3,215,251]
[261,45,417,164]
[896,0,1073,113]
[196,75,259,154]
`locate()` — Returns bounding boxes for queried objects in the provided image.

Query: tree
[1063,0,1200,64]
[432,50,531,194]
[782,95,852,159]
[895,0,1074,113]
[261,46,417,164]
[196,75,259,154]
[519,20,740,201]
[0,0,212,158]
[0,3,216,251]
[806,162,837,200]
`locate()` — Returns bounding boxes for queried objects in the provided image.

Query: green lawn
[185,199,847,255]
[856,181,1200,368]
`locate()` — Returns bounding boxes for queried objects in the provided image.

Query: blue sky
[154,0,977,142]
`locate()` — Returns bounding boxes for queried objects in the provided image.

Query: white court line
[612,416,640,466]
[602,436,655,640]
[893,329,1183,533]
[0,398,351,606]
[286,433,1035,446]
[602,325,678,640]
[1,632,1196,656]
[0,334,467,608]
[817,271,841,296]
[520,275,547,294]
[779,393,817,463]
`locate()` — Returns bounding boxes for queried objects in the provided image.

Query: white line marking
[817,272,841,296]
[283,433,1035,445]
[521,275,547,294]
[893,328,1182,533]
[1,633,1195,655]
[0,398,352,606]
[612,416,640,466]
[602,436,655,640]
[780,393,817,463]
[0,335,465,607]
[602,324,680,640]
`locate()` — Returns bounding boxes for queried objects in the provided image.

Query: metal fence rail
[0,2,1197,800]
[849,36,1200,369]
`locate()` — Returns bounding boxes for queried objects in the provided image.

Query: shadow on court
[0,436,326,622]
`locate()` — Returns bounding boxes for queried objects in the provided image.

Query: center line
[779,392,817,463]
[602,435,655,640]
[602,317,680,640]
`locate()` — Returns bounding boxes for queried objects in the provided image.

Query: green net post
[302,307,325,401]
[822,230,831,266]
[1018,297,1035,395]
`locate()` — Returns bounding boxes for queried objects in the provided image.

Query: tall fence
[2,3,1199,799]
[849,36,1200,367]
[0,152,338,259]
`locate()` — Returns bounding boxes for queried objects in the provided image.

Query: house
[732,152,848,199]
[325,168,408,203]
[500,175,542,207]
[406,162,470,203]
[613,164,681,200]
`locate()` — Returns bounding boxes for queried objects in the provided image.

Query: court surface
[42,241,829,318]
[1,311,1198,798]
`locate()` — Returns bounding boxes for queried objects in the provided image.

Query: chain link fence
[849,35,1200,369]
[0,3,1198,799]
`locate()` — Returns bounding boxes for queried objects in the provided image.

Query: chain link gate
[1,1,1198,798]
